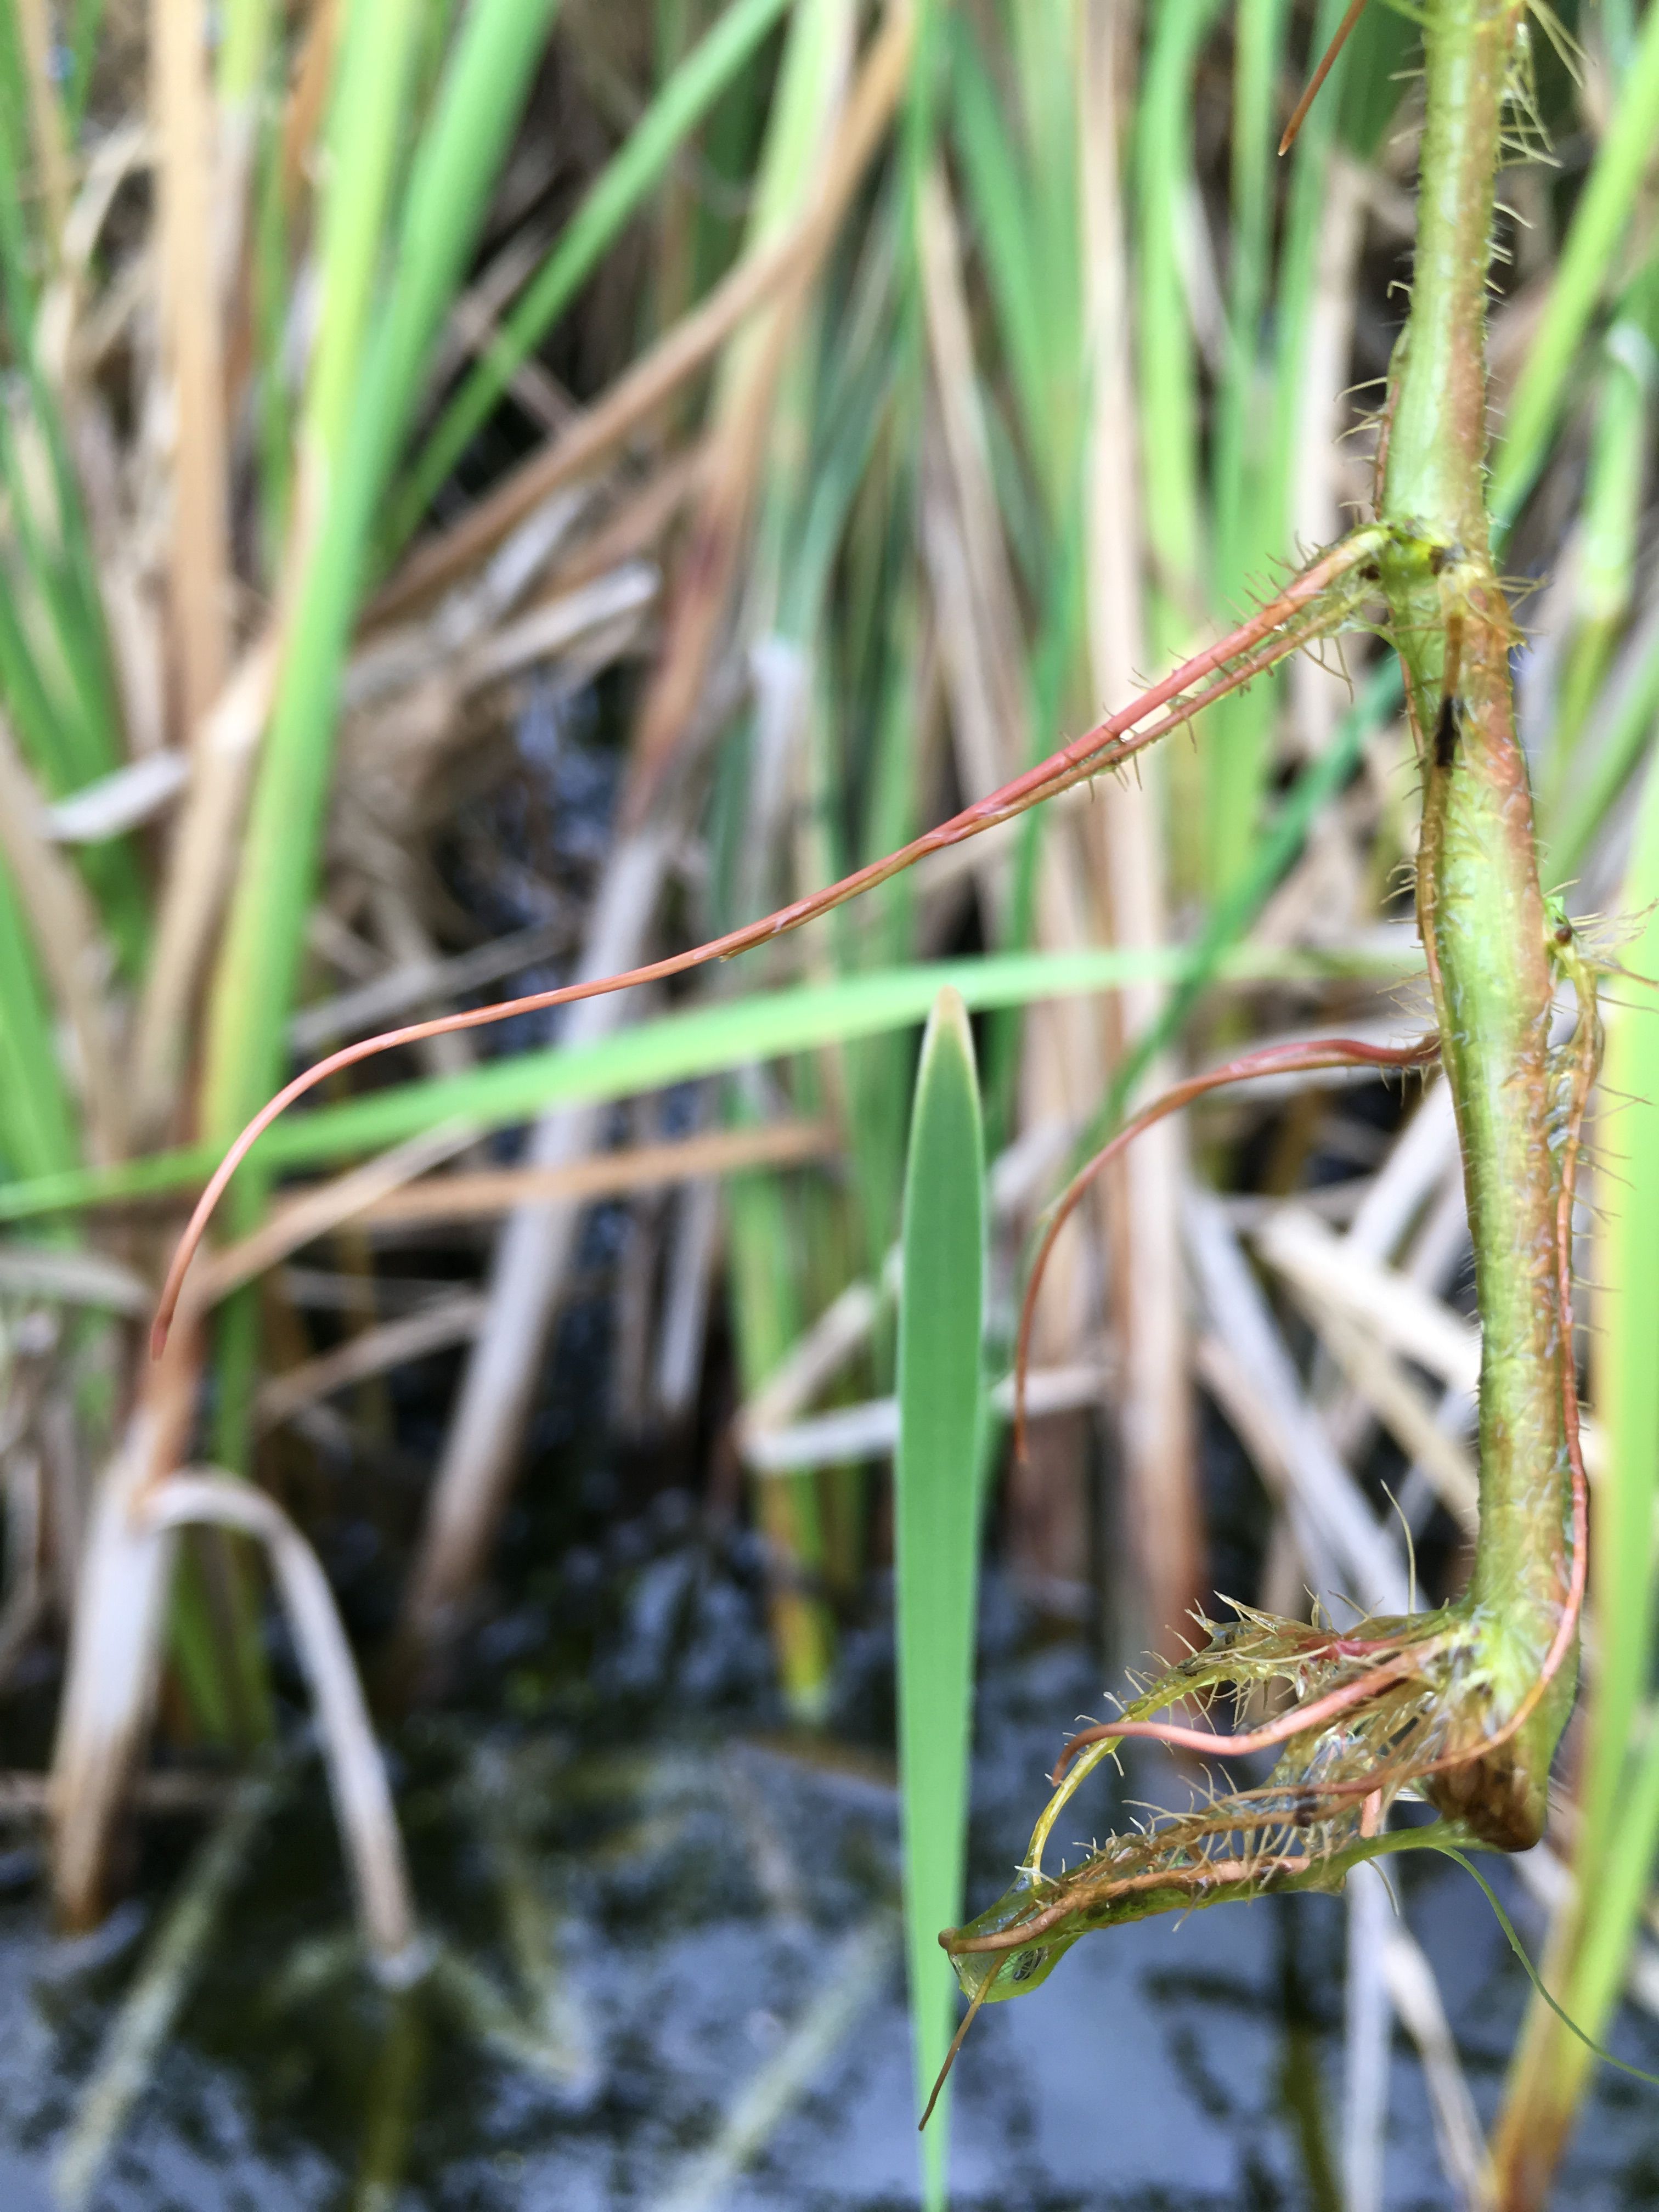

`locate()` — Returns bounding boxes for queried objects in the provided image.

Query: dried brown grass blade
[130,628,280,1141]
[1079,0,1198,1658]
[620,281,805,824]
[144,1472,420,1970]
[50,1345,199,1931]
[14,0,70,246]
[256,1294,486,1432]
[1252,1205,1482,1396]
[396,824,679,1672]
[0,715,125,1163]
[550,443,709,595]
[1185,1187,1410,1614]
[1296,1296,1480,1534]
[280,0,344,216]
[153,0,232,735]
[1344,1857,1392,2212]
[341,1116,838,1228]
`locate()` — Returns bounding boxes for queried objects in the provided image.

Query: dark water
[4,1529,1659,2211]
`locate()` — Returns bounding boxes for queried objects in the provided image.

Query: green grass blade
[202,0,430,1160]
[1271,0,1359,526]
[217,0,274,103]
[895,986,985,2206]
[1334,0,1415,158]
[383,0,793,556]
[1133,0,1223,901]
[723,1112,834,1719]
[0,936,1423,1224]
[1555,1709,1659,2081]
[65,0,106,131]
[1576,326,1654,628]
[198,0,470,1493]
[1570,739,1659,1906]
[1000,0,1082,527]
[1493,752,1659,2132]
[365,0,563,496]
[250,941,1407,1164]
[1542,326,1654,824]
[1209,0,1345,896]
[302,0,427,460]
[1488,0,1659,532]
[1212,0,1287,586]
[251,103,294,577]
[1545,614,1659,877]
[945,21,1045,492]
[205,0,560,1163]
[0,7,29,176]
[0,109,148,969]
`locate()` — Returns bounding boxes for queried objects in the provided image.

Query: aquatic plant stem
[1375,0,1578,1848]
[923,0,1598,2032]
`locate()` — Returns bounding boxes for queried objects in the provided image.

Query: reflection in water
[3,1547,1656,2207]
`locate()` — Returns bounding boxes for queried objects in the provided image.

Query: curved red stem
[1048,1645,1434,1782]
[153,534,1382,1354]
[1012,1034,1441,1468]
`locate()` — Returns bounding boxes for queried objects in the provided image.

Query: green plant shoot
[895,988,985,2204]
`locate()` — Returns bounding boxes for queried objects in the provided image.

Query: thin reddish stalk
[153,533,1383,1352]
[1012,1035,1441,1463]
[917,1965,1001,2130]
[1278,0,1370,155]
[1048,1646,1436,1779]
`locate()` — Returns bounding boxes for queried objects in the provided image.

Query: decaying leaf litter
[3,0,1659,2204]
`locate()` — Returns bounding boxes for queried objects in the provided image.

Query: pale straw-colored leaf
[143,1471,420,1972]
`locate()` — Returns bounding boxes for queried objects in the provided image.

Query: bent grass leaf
[895,988,985,2208]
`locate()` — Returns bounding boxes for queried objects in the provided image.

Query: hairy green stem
[1376,0,1574,1847]
[935,2,1594,2012]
